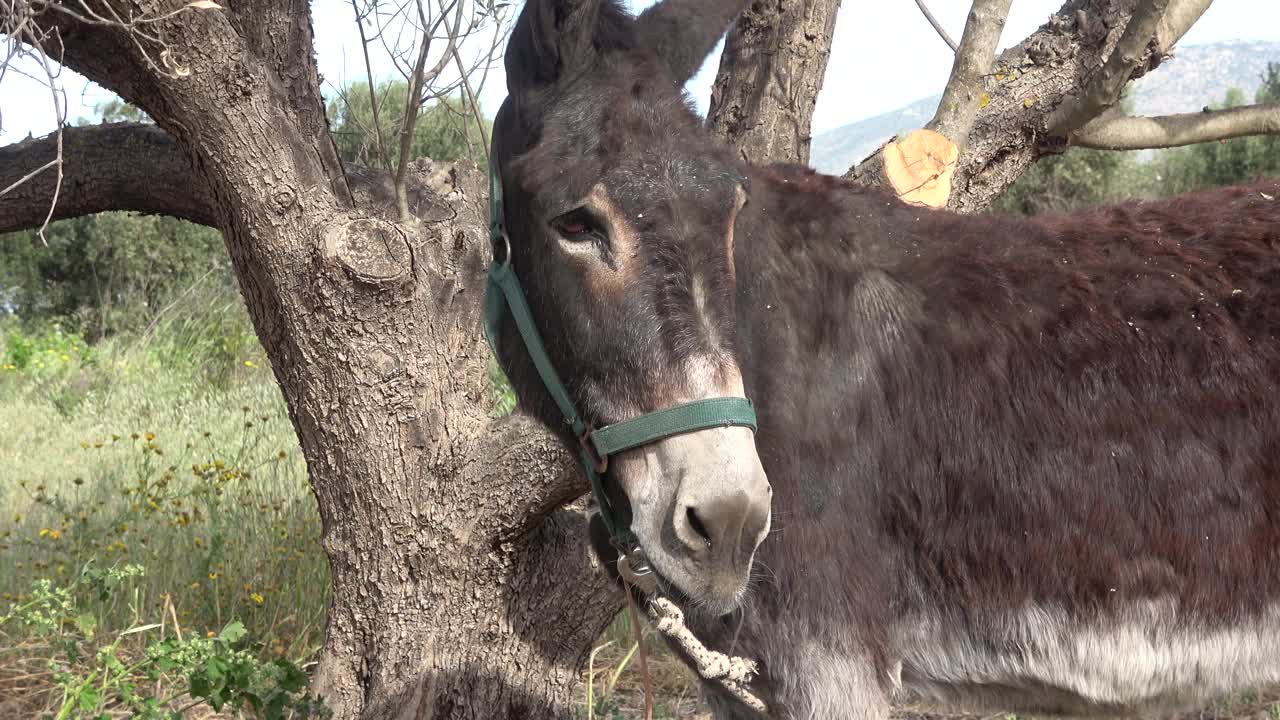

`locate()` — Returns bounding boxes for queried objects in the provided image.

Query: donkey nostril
[686,507,712,547]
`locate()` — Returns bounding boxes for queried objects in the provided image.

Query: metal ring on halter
[496,231,512,268]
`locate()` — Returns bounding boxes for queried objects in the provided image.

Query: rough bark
[927,0,1013,152]
[706,0,842,165]
[1045,0,1170,136]
[4,3,622,719]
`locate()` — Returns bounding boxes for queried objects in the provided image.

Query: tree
[993,94,1147,215]
[327,82,489,167]
[1,1,1278,719]
[2,2,614,719]
[0,212,227,339]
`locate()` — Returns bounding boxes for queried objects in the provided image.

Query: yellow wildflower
[251,593,265,605]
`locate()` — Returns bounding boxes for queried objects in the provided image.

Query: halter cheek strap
[483,154,758,550]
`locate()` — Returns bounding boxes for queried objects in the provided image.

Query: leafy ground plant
[0,562,329,719]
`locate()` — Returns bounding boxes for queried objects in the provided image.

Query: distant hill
[809,40,1280,175]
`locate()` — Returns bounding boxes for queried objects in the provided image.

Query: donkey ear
[634,0,751,84]
[506,0,603,91]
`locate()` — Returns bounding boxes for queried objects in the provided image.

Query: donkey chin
[609,424,772,617]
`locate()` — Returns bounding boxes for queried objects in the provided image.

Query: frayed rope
[644,596,767,713]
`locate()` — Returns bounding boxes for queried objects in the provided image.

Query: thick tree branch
[1071,102,1280,150]
[928,0,1013,148]
[468,414,584,540]
[0,123,216,234]
[1155,0,1213,54]
[1046,0,1170,136]
[848,0,1197,213]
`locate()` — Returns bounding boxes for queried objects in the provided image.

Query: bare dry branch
[441,0,488,158]
[1071,102,1280,150]
[393,0,460,221]
[913,0,958,53]
[32,25,66,244]
[927,0,1012,148]
[1047,0,1170,136]
[351,0,391,172]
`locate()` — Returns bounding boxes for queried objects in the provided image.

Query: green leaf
[206,653,230,682]
[189,671,211,699]
[265,692,288,720]
[78,685,101,711]
[218,620,246,645]
[274,659,307,693]
[74,613,97,639]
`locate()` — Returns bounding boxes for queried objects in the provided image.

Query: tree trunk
[3,5,623,718]
[707,0,842,164]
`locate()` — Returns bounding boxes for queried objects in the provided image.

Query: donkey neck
[731,163,927,401]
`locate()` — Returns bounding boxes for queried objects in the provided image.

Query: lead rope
[622,579,655,720]
[622,578,767,716]
[642,596,768,714]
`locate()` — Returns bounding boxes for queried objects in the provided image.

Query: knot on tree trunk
[321,217,414,287]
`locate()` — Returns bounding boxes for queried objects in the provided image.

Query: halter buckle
[611,537,658,595]
[579,424,608,473]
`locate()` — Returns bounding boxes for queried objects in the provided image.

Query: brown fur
[491,1,1280,717]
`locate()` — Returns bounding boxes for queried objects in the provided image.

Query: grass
[0,293,328,718]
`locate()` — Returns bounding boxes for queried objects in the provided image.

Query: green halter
[483,151,758,551]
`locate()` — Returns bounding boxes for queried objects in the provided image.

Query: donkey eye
[551,208,606,243]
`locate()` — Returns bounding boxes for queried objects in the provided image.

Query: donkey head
[491,0,768,614]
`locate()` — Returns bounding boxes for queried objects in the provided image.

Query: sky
[2,0,1278,146]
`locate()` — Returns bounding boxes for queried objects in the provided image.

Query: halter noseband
[482,149,759,574]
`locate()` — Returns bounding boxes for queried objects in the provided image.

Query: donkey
[487,0,1280,717]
